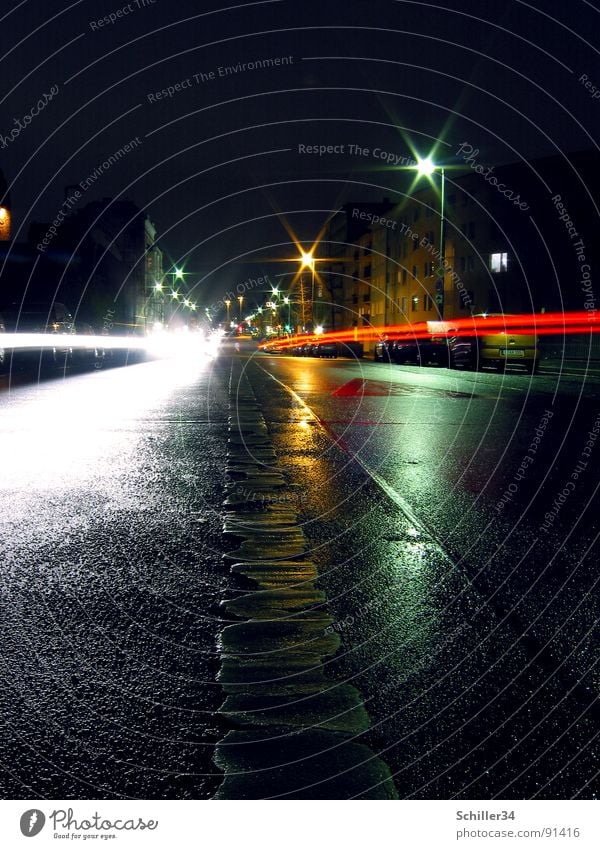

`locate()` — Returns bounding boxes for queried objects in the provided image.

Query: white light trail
[0,332,146,351]
[0,329,222,360]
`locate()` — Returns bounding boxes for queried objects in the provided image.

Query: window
[460,256,466,273]
[425,203,434,218]
[412,265,418,280]
[490,252,508,273]
[424,261,434,277]
[363,292,371,302]
[363,264,371,278]
[401,296,408,314]
[427,231,435,245]
[425,294,434,311]
[413,206,421,222]
[467,255,475,272]
[402,268,408,285]
[411,295,419,312]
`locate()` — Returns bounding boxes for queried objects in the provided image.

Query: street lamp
[237,295,244,320]
[224,299,231,325]
[414,155,446,318]
[300,251,316,329]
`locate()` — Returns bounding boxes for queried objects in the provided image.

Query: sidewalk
[539,358,600,377]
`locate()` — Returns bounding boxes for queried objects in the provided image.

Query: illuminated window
[490,252,508,272]
[411,295,419,311]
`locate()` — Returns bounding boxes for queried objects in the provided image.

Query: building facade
[322,152,599,349]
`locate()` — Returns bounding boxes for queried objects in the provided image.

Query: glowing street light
[283,296,291,329]
[415,156,436,178]
[224,298,231,324]
[299,250,317,328]
[174,267,184,281]
[154,281,163,292]
[413,155,446,318]
[237,295,244,319]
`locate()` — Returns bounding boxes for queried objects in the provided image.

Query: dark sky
[1,0,599,300]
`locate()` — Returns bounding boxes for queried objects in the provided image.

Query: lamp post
[224,299,231,326]
[414,156,446,319]
[300,252,316,328]
[283,296,291,331]
[237,295,244,321]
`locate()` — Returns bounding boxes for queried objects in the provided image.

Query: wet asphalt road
[0,353,598,799]
[0,358,231,798]
[240,353,600,799]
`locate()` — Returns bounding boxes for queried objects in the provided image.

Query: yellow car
[448,314,539,373]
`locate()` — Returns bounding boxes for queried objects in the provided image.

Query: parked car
[1,302,75,372]
[314,341,337,358]
[374,337,394,362]
[448,314,539,373]
[418,334,451,367]
[390,338,421,365]
[338,341,363,359]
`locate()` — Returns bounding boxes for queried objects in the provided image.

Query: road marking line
[258,363,453,559]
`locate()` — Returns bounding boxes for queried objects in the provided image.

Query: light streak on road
[0,328,222,360]
[260,311,600,352]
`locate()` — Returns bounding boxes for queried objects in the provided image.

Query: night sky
[1,0,599,301]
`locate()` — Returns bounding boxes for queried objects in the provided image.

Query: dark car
[1,302,75,372]
[390,338,421,365]
[315,341,337,358]
[374,338,394,362]
[338,341,363,359]
[418,335,451,367]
